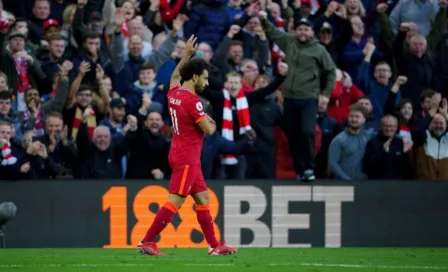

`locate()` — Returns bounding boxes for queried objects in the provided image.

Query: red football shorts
[169,164,207,196]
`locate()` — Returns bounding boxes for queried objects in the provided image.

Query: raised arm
[170,35,199,89]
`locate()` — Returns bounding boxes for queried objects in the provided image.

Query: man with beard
[328,104,374,180]
[22,70,69,137]
[137,35,237,256]
[126,108,170,180]
[259,12,336,181]
[413,99,448,180]
[363,115,414,179]
[76,107,138,179]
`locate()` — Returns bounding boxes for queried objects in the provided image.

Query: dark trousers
[219,155,247,180]
[245,151,275,179]
[283,97,318,176]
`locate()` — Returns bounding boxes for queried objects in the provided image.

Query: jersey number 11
[170,107,180,135]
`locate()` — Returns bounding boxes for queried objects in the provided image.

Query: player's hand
[151,168,164,180]
[206,115,216,125]
[185,35,199,57]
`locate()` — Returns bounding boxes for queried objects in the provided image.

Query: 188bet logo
[102,186,220,248]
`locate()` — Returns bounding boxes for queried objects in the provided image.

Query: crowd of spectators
[0,0,447,181]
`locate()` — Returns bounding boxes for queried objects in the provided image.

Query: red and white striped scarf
[221,89,251,165]
[271,17,285,62]
[1,141,17,166]
[398,124,411,139]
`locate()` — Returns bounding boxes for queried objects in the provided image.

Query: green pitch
[1,248,448,272]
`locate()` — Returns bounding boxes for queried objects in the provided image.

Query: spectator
[27,0,51,45]
[127,109,171,179]
[76,109,137,179]
[245,63,288,179]
[315,95,338,178]
[260,12,336,181]
[413,104,448,180]
[389,0,440,36]
[328,104,373,180]
[363,115,414,179]
[0,120,20,180]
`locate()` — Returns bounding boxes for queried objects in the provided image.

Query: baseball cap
[43,19,60,31]
[110,98,126,108]
[89,11,103,22]
[294,18,314,29]
[8,31,26,40]
[320,22,333,32]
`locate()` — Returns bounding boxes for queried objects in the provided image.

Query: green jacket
[261,18,336,99]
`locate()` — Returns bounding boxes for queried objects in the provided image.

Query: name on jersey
[169,98,182,106]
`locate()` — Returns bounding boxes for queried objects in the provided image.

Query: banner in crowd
[1,180,447,248]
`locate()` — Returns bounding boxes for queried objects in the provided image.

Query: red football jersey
[167,85,207,166]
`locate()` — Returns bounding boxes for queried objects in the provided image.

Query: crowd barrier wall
[0,180,447,248]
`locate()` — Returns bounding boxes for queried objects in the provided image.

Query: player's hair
[349,103,368,118]
[46,111,63,121]
[139,62,155,73]
[0,91,12,101]
[179,58,210,81]
[225,72,242,80]
[421,89,436,102]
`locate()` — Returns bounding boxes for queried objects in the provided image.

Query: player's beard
[194,82,204,93]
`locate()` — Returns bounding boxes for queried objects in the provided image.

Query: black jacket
[362,133,414,179]
[76,123,135,179]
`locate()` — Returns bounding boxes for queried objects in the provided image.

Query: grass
[1,248,448,272]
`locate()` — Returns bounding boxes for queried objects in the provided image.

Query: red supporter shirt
[167,85,207,166]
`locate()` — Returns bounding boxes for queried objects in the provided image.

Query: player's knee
[168,193,186,208]
[192,191,209,205]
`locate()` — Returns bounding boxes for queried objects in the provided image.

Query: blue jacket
[341,39,383,80]
[184,0,230,50]
[155,59,177,89]
[357,61,401,120]
[125,81,166,116]
[201,132,249,179]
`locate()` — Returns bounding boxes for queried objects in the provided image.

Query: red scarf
[122,21,128,38]
[271,17,285,62]
[221,89,251,165]
[1,141,17,166]
[399,124,411,139]
[14,56,31,112]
